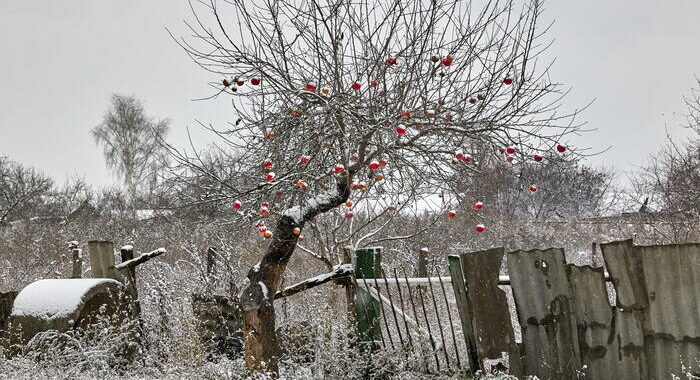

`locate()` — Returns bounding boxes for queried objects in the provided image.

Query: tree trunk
[239,180,350,375]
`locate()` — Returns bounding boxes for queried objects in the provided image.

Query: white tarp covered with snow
[11,278,122,319]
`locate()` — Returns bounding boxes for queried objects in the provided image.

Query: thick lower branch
[273,264,353,300]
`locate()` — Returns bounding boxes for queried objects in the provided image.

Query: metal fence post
[354,247,382,347]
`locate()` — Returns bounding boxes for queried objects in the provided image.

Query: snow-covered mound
[12,278,122,319]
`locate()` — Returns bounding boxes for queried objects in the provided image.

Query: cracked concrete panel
[637,243,700,379]
[568,265,644,379]
[637,244,700,340]
[602,240,700,380]
[461,248,518,369]
[601,239,649,309]
[508,248,581,379]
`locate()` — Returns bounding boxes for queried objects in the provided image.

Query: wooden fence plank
[460,248,519,373]
[448,255,479,373]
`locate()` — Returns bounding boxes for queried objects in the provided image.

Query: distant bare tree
[0,156,54,224]
[92,94,170,200]
[631,79,700,216]
[460,155,616,220]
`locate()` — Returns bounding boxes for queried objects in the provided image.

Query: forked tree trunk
[239,180,350,375]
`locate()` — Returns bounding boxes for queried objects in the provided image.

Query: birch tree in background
[171,0,586,372]
[92,94,170,202]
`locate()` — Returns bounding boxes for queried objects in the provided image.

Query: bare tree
[631,79,700,216]
[173,0,584,372]
[92,94,170,201]
[0,156,54,225]
[459,155,616,220]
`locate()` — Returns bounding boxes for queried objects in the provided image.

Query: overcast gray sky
[1,1,699,187]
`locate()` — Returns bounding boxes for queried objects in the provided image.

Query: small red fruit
[236,80,245,86]
[370,81,379,88]
[333,164,345,173]
[345,211,354,218]
[396,125,407,135]
[447,210,457,218]
[260,206,269,215]
[533,154,544,162]
[250,77,261,85]
[305,82,317,91]
[556,144,567,153]
[345,201,353,207]
[262,159,273,168]
[266,172,276,181]
[441,55,454,66]
[369,161,380,170]
[379,159,388,167]
[222,79,230,87]
[506,156,515,163]
[503,77,513,85]
[385,57,397,66]
[402,111,411,119]
[263,230,273,238]
[529,185,538,192]
[300,155,311,164]
[352,82,362,90]
[475,224,486,233]
[232,200,242,210]
[505,146,516,154]
[473,202,484,211]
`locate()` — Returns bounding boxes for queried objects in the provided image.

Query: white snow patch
[282,206,303,223]
[121,244,134,251]
[258,281,268,299]
[12,278,121,319]
[114,248,166,269]
[282,189,340,223]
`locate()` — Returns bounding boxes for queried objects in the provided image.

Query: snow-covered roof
[11,278,122,319]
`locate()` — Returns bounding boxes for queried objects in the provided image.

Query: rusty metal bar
[402,268,430,373]
[426,268,450,367]
[393,268,414,352]
[356,273,613,286]
[381,269,405,347]
[436,270,461,369]
[410,269,441,372]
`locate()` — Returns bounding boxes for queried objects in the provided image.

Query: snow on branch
[114,248,167,270]
[281,186,346,224]
[274,264,353,300]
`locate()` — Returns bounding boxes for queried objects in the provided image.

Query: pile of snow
[11,278,121,319]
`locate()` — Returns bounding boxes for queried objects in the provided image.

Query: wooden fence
[448,239,700,379]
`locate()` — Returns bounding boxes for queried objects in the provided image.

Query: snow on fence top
[11,278,121,319]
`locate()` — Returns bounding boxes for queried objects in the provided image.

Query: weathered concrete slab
[507,248,581,379]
